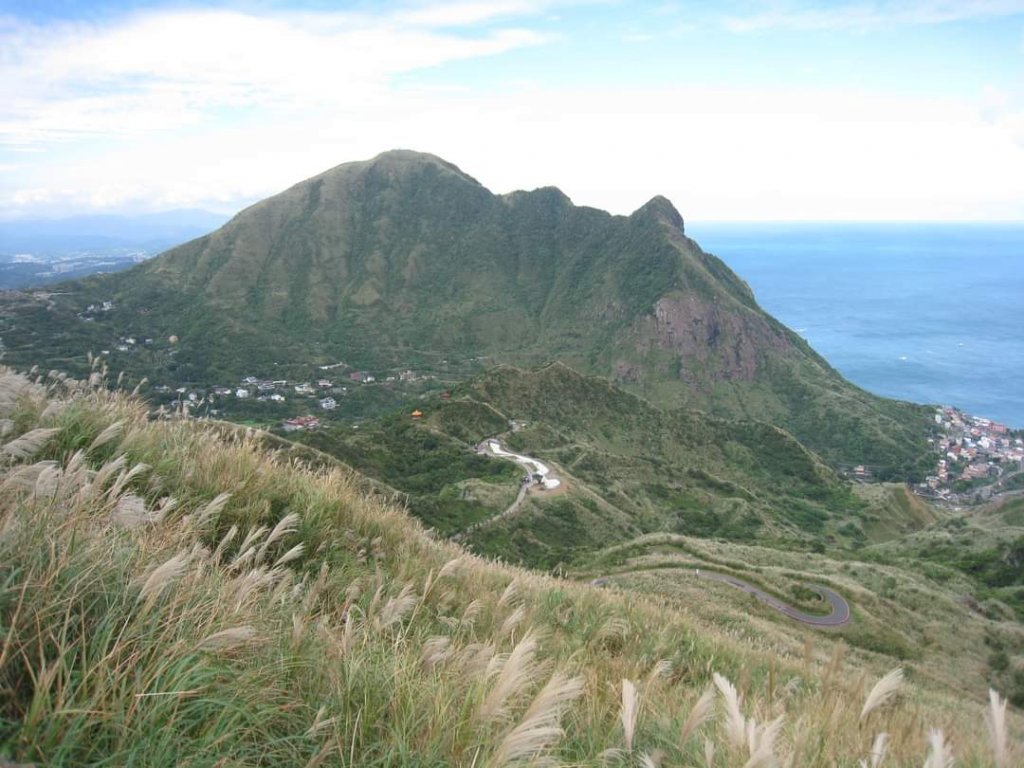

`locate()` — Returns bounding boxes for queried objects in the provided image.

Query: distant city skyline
[2,0,1023,221]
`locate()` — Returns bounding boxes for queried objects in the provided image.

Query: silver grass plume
[421,636,452,669]
[231,525,269,569]
[213,524,239,563]
[197,626,256,652]
[714,672,747,749]
[860,732,889,768]
[744,715,784,768]
[457,642,496,681]
[376,583,418,630]
[33,461,61,499]
[1,460,57,494]
[273,543,305,568]
[986,688,1008,768]
[498,578,522,608]
[437,556,463,581]
[478,630,543,723]
[860,668,903,721]
[89,420,123,451]
[257,512,301,561]
[500,605,527,639]
[112,493,163,529]
[704,739,715,768]
[106,461,150,499]
[305,706,337,738]
[644,659,673,690]
[490,672,584,767]
[196,491,232,528]
[138,551,190,609]
[91,454,126,495]
[680,687,716,744]
[621,678,639,752]
[923,729,954,768]
[2,428,58,461]
[460,598,484,629]
[39,400,65,422]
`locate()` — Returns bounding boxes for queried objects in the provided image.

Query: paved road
[483,440,561,490]
[451,439,567,541]
[592,568,851,628]
[696,570,850,627]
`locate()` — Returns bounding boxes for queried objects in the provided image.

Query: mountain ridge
[0,149,933,472]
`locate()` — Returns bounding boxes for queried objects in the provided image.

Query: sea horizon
[688,221,1024,429]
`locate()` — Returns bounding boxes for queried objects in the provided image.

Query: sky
[2,0,1024,221]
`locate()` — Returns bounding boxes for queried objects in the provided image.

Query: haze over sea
[689,223,1024,428]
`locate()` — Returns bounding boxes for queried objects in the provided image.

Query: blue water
[686,223,1024,428]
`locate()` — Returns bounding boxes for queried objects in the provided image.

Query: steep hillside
[0,150,932,472]
[452,365,884,566]
[290,364,919,569]
[0,368,1018,766]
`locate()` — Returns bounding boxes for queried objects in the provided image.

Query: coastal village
[920,406,1024,502]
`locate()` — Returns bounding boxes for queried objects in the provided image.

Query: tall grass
[0,368,1019,765]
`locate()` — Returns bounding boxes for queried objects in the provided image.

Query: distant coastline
[690,222,1024,428]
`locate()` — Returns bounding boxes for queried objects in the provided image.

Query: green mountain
[0,149,932,471]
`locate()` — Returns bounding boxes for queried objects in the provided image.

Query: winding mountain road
[450,440,561,541]
[483,440,561,490]
[592,568,851,628]
[696,570,850,627]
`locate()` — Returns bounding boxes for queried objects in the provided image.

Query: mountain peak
[361,149,482,186]
[632,195,685,233]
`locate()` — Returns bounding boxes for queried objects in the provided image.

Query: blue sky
[2,1,1023,220]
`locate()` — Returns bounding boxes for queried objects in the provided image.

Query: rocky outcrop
[648,294,794,384]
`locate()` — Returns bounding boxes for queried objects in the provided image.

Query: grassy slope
[448,364,898,565]
[0,370,1015,765]
[573,531,1024,704]
[296,412,522,535]
[0,369,1019,766]
[264,363,860,568]
[271,364,938,572]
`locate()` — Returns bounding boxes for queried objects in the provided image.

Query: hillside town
[147,360,437,430]
[921,406,1024,502]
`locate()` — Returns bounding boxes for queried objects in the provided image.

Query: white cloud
[723,0,1024,33]
[0,6,549,147]
[1,2,1023,220]
[5,81,1024,221]
[396,1,552,26]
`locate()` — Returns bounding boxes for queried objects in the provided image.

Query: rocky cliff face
[647,294,795,384]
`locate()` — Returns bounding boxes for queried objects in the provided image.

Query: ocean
[686,223,1024,428]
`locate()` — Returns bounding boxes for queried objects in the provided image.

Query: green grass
[292,412,521,534]
[0,367,1019,766]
